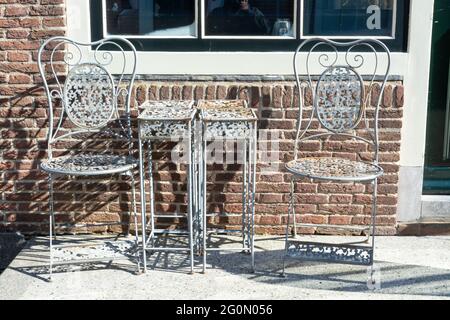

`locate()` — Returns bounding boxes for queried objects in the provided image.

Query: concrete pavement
[0,235,449,300]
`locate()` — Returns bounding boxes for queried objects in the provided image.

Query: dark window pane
[303,0,395,37]
[205,0,295,37]
[105,0,196,36]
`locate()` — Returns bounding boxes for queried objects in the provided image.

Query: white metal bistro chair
[282,38,390,284]
[38,36,140,280]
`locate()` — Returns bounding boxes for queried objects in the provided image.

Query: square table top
[138,100,196,121]
[197,100,257,122]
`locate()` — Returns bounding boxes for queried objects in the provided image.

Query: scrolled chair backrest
[38,36,137,160]
[293,38,391,163]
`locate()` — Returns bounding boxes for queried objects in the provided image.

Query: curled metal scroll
[37,36,137,159]
[292,38,391,162]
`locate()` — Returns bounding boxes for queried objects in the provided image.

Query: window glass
[105,0,196,37]
[204,0,295,37]
[303,0,395,37]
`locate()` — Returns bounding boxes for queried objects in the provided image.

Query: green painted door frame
[423,0,450,194]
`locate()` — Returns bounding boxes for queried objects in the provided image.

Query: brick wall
[0,0,67,233]
[0,1,404,236]
[131,81,403,236]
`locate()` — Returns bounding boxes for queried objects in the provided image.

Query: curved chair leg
[147,140,156,250]
[246,138,251,256]
[187,123,195,274]
[48,173,54,282]
[369,178,378,285]
[130,171,141,274]
[241,139,248,251]
[138,136,148,273]
[281,176,295,278]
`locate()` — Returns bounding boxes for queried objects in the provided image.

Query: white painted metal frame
[137,101,197,274]
[197,100,258,273]
[37,36,141,281]
[281,38,391,285]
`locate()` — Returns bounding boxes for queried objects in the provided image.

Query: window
[91,0,409,51]
[302,0,396,38]
[104,0,197,37]
[203,0,296,38]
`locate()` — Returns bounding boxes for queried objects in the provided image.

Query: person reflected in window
[207,0,270,36]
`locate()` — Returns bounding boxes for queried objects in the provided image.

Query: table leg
[250,122,257,272]
[242,138,247,250]
[187,121,194,274]
[202,122,207,273]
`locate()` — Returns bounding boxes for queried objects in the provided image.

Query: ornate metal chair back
[293,38,391,163]
[38,37,137,160]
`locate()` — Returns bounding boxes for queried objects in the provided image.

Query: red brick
[29,6,65,16]
[172,86,181,100]
[19,17,40,28]
[40,0,65,4]
[42,17,65,27]
[4,7,28,17]
[205,85,216,100]
[29,29,65,39]
[0,40,40,51]
[159,86,170,100]
[217,85,227,99]
[329,194,352,204]
[259,215,281,225]
[262,86,271,107]
[251,86,260,107]
[135,85,146,106]
[9,74,32,84]
[382,85,393,107]
[6,29,29,39]
[273,86,283,108]
[394,85,404,108]
[194,86,204,100]
[328,215,352,225]
[294,194,328,204]
[227,86,238,99]
[148,85,158,100]
[7,52,29,62]
[0,19,20,28]
[182,85,193,100]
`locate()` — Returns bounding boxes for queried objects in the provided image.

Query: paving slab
[0,235,449,300]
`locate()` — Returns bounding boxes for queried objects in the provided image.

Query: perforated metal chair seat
[285,157,383,182]
[40,154,137,176]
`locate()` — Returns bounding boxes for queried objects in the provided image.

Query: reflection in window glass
[105,0,196,37]
[205,0,295,37]
[303,0,395,37]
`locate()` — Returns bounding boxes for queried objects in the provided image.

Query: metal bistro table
[137,100,197,274]
[197,100,258,273]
